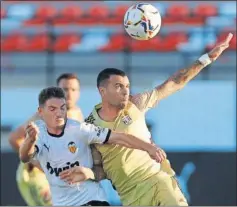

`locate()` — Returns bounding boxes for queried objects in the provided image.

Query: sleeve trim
[103,129,111,144]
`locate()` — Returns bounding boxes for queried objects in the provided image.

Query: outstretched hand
[208,33,233,62]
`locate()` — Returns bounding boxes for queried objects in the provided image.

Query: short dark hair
[97,68,126,88]
[56,73,80,85]
[38,86,66,106]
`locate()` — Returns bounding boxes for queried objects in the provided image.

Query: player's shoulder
[66,118,81,127]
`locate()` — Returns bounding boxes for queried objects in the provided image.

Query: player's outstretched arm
[154,33,233,101]
[19,122,39,163]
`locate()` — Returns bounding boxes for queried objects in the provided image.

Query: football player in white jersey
[9,73,83,206]
[19,86,166,206]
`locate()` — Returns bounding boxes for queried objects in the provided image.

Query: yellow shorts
[130,171,188,206]
[16,162,51,206]
[130,160,188,206]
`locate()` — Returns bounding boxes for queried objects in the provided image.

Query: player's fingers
[59,170,71,178]
[225,33,233,44]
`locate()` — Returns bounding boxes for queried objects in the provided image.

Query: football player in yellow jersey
[60,33,233,206]
[8,73,84,206]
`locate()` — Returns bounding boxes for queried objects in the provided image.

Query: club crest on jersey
[68,142,77,154]
[122,114,132,125]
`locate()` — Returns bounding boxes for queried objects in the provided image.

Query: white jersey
[33,119,111,206]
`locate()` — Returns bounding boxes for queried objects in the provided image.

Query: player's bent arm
[19,136,37,163]
[8,112,40,152]
[106,131,155,152]
[8,126,25,152]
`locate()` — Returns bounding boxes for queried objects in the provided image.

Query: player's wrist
[84,167,95,180]
[198,53,212,67]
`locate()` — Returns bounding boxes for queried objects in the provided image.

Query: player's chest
[42,138,87,164]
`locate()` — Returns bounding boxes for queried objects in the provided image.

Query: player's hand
[208,33,233,62]
[25,122,39,142]
[147,145,166,163]
[59,166,95,184]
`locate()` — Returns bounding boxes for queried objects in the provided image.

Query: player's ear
[38,106,43,117]
[98,87,105,97]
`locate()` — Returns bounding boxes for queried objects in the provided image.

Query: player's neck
[99,102,121,122]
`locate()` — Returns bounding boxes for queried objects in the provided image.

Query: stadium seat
[24,33,50,52]
[35,5,58,20]
[103,5,129,25]
[23,18,46,26]
[183,16,205,25]
[130,37,162,52]
[166,4,190,18]
[193,4,217,17]
[52,5,83,25]
[1,33,28,52]
[53,34,81,52]
[99,34,127,52]
[165,32,188,45]
[76,5,109,25]
[1,8,6,18]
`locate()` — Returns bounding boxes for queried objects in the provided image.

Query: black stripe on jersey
[103,129,111,144]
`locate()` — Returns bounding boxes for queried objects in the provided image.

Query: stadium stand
[1,1,236,52]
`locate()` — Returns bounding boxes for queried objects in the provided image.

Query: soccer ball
[124,3,162,40]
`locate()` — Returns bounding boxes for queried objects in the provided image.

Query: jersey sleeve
[130,88,160,113]
[79,122,111,145]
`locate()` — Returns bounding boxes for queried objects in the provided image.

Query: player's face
[104,75,130,109]
[38,98,67,129]
[58,78,80,109]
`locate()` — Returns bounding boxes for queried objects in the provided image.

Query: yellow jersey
[86,89,175,205]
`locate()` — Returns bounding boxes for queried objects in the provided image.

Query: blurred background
[1,0,236,206]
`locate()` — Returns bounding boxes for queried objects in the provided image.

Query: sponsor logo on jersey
[68,141,77,154]
[46,161,80,177]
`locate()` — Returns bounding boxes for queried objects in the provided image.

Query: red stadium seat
[1,8,6,18]
[25,34,50,52]
[60,5,83,19]
[99,34,127,52]
[167,4,190,18]
[76,5,109,25]
[52,5,84,25]
[1,33,28,52]
[23,18,46,26]
[165,32,188,45]
[130,37,162,52]
[182,16,205,25]
[152,33,187,52]
[193,4,217,17]
[53,34,81,52]
[103,5,129,25]
[35,5,58,19]
[88,5,109,19]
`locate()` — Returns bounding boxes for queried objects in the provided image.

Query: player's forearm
[9,136,24,152]
[8,127,26,152]
[155,58,209,100]
[167,60,205,87]
[108,132,154,153]
[19,137,36,163]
